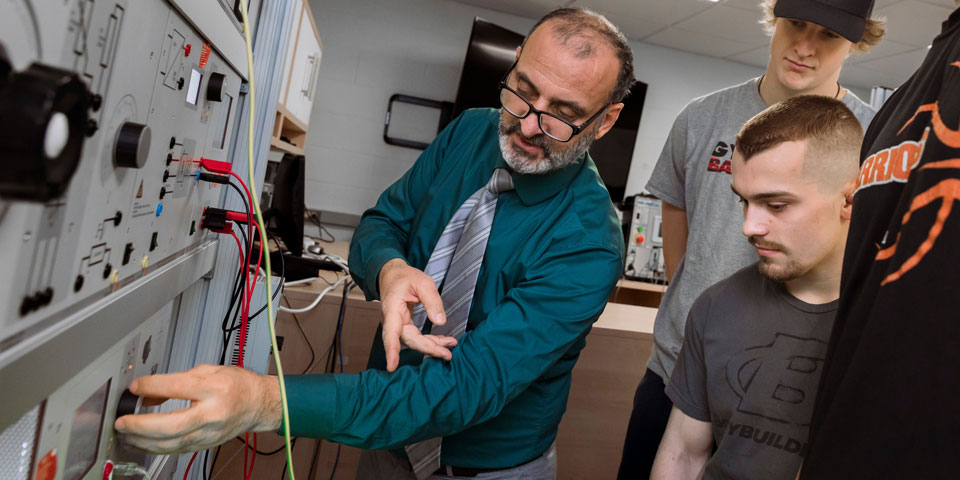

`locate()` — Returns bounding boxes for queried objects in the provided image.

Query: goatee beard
[497,113,594,174]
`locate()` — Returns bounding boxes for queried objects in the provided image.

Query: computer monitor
[263,154,305,256]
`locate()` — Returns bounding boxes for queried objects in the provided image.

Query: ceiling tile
[452,0,565,18]
[722,0,767,10]
[575,0,713,26]
[875,0,954,47]
[645,26,756,57]
[857,47,928,74]
[727,45,769,67]
[614,15,664,39]
[673,4,769,44]
[840,64,909,90]
[914,0,958,8]
[847,39,919,65]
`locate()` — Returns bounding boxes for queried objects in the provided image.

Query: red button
[184,44,192,57]
[636,234,645,244]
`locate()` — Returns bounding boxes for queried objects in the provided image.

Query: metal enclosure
[0,1,293,478]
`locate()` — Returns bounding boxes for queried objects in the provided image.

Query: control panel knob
[0,45,92,201]
[206,72,226,102]
[114,122,151,169]
[115,389,141,418]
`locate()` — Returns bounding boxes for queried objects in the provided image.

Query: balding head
[524,8,636,103]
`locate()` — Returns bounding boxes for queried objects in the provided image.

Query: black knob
[90,94,103,112]
[116,389,141,418]
[114,122,151,169]
[206,72,226,102]
[177,77,185,90]
[0,59,92,201]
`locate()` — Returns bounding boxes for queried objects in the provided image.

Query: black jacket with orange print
[803,7,960,479]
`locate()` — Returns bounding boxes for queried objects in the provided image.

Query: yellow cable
[237,2,295,479]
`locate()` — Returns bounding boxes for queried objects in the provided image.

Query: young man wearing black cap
[800,1,960,478]
[617,1,885,478]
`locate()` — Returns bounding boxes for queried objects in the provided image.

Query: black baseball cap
[773,0,875,43]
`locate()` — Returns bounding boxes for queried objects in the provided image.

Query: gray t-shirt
[666,265,837,480]
[644,77,874,381]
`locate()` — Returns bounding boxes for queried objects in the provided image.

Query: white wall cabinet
[272,0,321,155]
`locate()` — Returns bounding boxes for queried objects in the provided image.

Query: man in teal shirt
[115,7,633,478]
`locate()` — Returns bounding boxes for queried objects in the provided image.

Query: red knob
[183,44,192,57]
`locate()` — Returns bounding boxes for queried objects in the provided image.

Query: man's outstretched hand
[114,365,281,454]
[378,258,458,371]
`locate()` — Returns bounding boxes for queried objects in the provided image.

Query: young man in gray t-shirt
[617,1,885,477]
[650,95,863,479]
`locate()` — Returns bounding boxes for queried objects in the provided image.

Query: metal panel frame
[0,240,218,429]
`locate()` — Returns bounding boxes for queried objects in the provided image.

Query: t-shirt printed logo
[869,59,960,286]
[707,141,733,174]
[725,333,827,426]
[855,136,925,193]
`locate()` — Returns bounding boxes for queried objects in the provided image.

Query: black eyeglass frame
[498,62,611,143]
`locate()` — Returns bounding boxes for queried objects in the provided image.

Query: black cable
[278,296,316,375]
[208,445,223,480]
[216,181,252,365]
[234,435,297,456]
[309,212,336,242]
[325,281,351,480]
[246,236,286,321]
[218,225,247,365]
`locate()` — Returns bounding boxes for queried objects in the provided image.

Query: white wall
[304,0,849,216]
[304,0,536,218]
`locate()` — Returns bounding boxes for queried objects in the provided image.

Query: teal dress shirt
[283,108,625,468]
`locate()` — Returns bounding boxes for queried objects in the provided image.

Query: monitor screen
[63,380,110,480]
[264,154,305,257]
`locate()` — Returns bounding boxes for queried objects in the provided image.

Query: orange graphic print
[873,60,960,285]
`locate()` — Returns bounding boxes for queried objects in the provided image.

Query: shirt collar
[494,154,586,206]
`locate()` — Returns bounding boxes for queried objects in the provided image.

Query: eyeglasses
[498,64,609,142]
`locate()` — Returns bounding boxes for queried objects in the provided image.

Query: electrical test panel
[624,194,667,284]
[0,1,249,478]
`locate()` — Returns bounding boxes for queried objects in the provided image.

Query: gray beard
[497,114,595,174]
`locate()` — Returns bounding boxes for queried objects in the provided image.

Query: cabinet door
[279,0,304,111]
[287,8,321,126]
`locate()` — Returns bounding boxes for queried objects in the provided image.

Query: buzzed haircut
[735,95,864,191]
[524,8,636,103]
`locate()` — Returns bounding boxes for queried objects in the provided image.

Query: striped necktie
[410,168,514,339]
[404,168,514,479]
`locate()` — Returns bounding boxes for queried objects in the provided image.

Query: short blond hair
[760,0,886,53]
